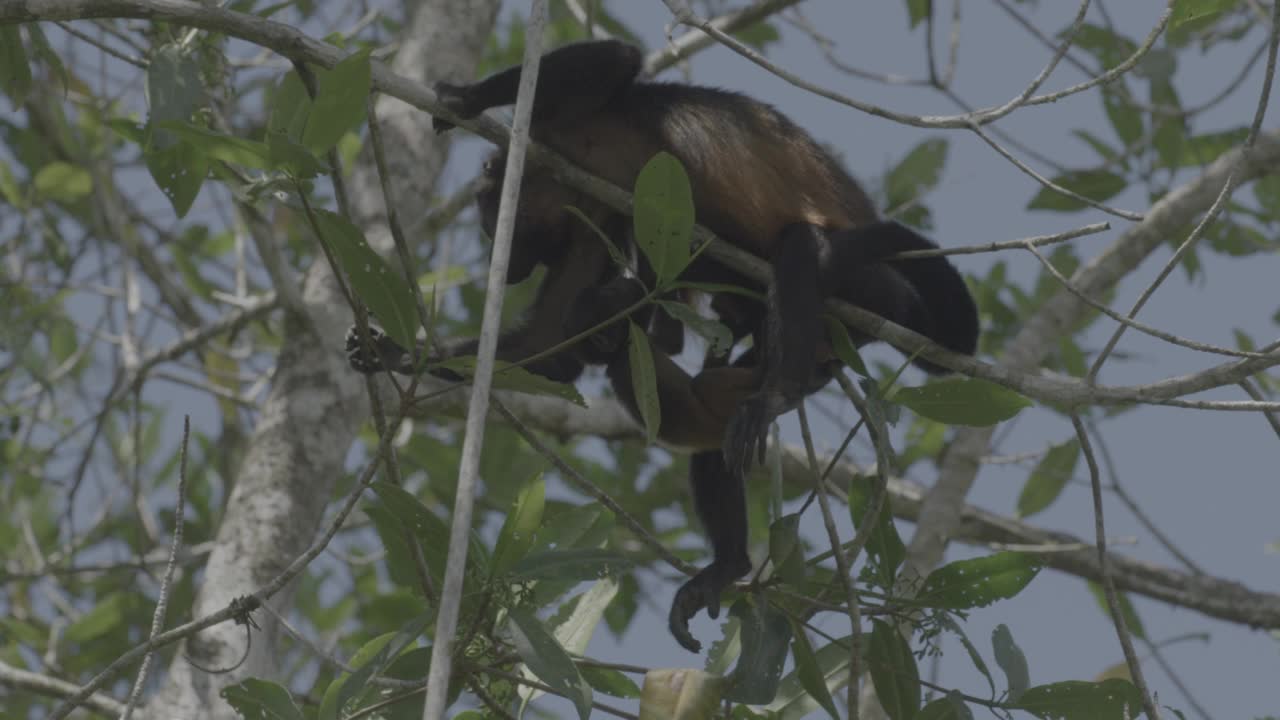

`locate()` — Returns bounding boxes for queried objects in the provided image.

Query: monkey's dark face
[476,153,575,284]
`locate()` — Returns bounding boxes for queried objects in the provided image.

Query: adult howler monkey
[347,40,979,652]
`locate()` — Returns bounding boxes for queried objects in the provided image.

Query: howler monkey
[347,40,979,652]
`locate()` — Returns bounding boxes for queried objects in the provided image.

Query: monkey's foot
[723,393,776,480]
[344,325,408,375]
[668,558,753,653]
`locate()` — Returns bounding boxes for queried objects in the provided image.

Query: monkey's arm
[433,40,643,132]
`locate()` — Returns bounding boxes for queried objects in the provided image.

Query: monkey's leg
[433,40,643,132]
[723,223,829,479]
[346,232,611,382]
[669,450,752,653]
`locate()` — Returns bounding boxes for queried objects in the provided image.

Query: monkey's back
[536,82,879,256]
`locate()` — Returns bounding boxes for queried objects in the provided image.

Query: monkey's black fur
[346,40,979,652]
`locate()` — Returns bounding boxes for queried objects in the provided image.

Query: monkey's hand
[431,82,477,134]
[668,558,753,653]
[564,278,646,365]
[345,325,410,375]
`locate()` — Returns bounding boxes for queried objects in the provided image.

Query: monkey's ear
[431,82,474,134]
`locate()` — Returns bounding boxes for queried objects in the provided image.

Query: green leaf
[894,377,1031,426]
[492,475,545,576]
[1028,169,1127,212]
[919,691,974,720]
[508,607,593,720]
[726,598,791,704]
[438,357,587,407]
[269,71,312,143]
[1101,90,1143,148]
[633,151,693,283]
[885,138,948,213]
[303,49,371,154]
[1173,127,1249,167]
[627,321,661,444]
[370,482,487,579]
[0,26,33,103]
[1086,582,1147,641]
[918,552,1041,610]
[992,623,1030,703]
[0,160,22,208]
[65,594,128,643]
[849,478,905,589]
[826,316,869,376]
[790,624,839,719]
[312,208,417,352]
[1171,0,1237,28]
[33,162,93,203]
[266,130,327,178]
[145,140,208,217]
[147,45,204,135]
[159,122,273,169]
[582,666,641,699]
[906,0,933,28]
[1016,439,1081,517]
[868,619,921,720]
[509,548,633,582]
[938,616,994,697]
[1014,679,1143,720]
[768,513,805,585]
[222,679,306,720]
[657,300,733,358]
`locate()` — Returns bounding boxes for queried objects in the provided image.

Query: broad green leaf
[885,138,948,213]
[918,552,1041,610]
[268,70,312,142]
[1016,439,1081,517]
[145,45,207,216]
[0,26,33,103]
[582,666,641,699]
[222,679,305,720]
[1028,169,1127,212]
[1087,582,1147,641]
[894,377,1031,426]
[1171,127,1248,167]
[159,122,272,169]
[726,598,791,704]
[0,160,22,208]
[633,151,693,282]
[509,548,633,582]
[509,607,593,720]
[790,624,839,719]
[826,316,869,377]
[1171,0,1237,28]
[1014,679,1143,720]
[919,692,974,719]
[992,624,1030,703]
[327,615,430,720]
[303,49,371,154]
[437,357,586,407]
[868,620,921,720]
[492,475,545,575]
[939,616,995,697]
[768,513,805,585]
[849,478,904,589]
[266,130,326,178]
[628,321,661,443]
[65,594,128,643]
[1101,90,1143,148]
[657,300,733,358]
[145,141,208,217]
[312,208,417,352]
[906,0,932,28]
[33,162,92,203]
